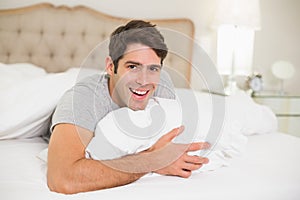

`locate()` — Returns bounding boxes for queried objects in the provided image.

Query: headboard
[0,3,195,88]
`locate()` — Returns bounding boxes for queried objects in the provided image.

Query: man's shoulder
[76,73,107,89]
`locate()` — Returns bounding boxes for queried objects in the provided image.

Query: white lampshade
[212,0,261,30]
[272,60,295,80]
[214,0,261,76]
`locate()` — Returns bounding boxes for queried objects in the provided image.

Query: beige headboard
[0,3,194,88]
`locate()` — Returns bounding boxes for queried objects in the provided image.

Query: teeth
[132,89,147,95]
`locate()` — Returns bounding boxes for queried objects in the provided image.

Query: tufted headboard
[0,3,195,88]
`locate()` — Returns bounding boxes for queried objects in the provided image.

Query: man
[47,20,209,194]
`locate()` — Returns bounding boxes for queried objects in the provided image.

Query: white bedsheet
[1,133,300,200]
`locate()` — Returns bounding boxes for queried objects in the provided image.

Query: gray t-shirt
[50,70,175,136]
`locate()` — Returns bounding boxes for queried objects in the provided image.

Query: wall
[254,0,300,94]
[1,0,299,94]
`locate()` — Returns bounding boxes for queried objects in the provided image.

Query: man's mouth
[130,88,149,97]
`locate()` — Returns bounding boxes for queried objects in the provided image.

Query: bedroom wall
[1,0,299,94]
[254,0,300,95]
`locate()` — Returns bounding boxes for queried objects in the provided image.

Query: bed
[1,3,300,200]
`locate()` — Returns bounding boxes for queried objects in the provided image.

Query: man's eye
[149,66,160,72]
[128,65,137,70]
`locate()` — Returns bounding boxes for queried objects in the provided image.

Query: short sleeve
[50,85,97,133]
[50,74,111,133]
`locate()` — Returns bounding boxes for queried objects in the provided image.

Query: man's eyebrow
[125,61,162,68]
[124,61,143,66]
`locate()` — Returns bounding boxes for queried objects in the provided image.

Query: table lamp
[271,60,295,95]
[212,0,261,95]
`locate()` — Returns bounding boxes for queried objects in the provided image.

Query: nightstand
[252,93,300,137]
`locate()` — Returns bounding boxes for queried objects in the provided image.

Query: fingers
[187,142,210,152]
[184,154,209,165]
[182,162,202,171]
[144,126,185,153]
[147,127,212,176]
[177,169,192,178]
[161,126,185,143]
[153,152,209,178]
[176,155,209,178]
[174,162,205,178]
[150,141,209,169]
[150,126,185,151]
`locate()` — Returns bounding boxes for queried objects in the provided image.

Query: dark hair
[109,20,168,73]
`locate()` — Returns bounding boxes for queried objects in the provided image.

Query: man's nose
[135,68,149,85]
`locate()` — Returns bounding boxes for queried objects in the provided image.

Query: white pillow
[86,97,182,160]
[0,62,47,90]
[0,62,106,140]
[175,88,278,137]
[0,64,103,139]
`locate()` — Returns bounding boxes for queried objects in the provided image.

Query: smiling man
[47,20,209,194]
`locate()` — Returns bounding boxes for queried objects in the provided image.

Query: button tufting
[70,53,75,60]
[49,52,54,59]
[81,31,86,38]
[101,33,106,39]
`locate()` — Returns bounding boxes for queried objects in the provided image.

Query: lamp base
[224,77,240,95]
[277,80,286,96]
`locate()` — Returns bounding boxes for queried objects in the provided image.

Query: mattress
[1,132,299,200]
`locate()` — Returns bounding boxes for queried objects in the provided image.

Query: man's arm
[47,124,209,194]
[47,124,146,194]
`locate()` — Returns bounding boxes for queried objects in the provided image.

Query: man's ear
[105,56,114,76]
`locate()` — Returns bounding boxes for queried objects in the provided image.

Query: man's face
[107,43,162,110]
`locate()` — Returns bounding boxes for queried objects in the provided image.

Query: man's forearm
[48,124,147,194]
[48,157,146,194]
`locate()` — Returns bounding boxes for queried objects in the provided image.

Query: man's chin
[128,95,152,111]
[129,105,146,111]
[128,102,148,111]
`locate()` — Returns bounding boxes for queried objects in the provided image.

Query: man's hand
[145,125,210,178]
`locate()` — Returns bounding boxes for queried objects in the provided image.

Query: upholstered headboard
[0,3,195,87]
